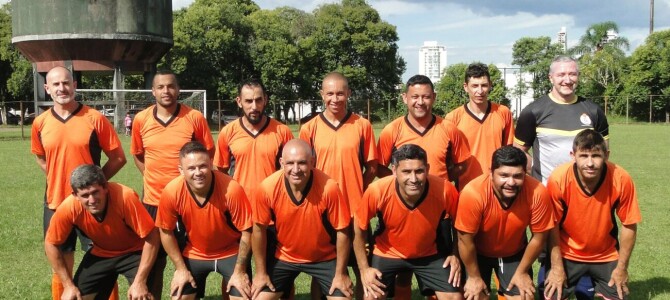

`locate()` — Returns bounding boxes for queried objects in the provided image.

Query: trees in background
[511,36,563,99]
[434,63,508,116]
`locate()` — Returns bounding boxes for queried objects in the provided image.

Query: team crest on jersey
[580,113,592,126]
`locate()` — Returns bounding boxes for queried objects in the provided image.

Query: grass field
[0,123,669,299]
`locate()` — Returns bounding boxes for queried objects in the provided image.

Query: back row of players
[34,54,639,300]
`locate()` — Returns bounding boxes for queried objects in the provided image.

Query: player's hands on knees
[329,272,354,298]
[463,276,488,300]
[227,271,251,299]
[128,281,153,300]
[171,269,196,299]
[507,272,535,300]
[608,267,630,299]
[61,284,82,300]
[544,267,567,300]
[251,272,274,300]
[360,267,385,299]
[443,255,462,287]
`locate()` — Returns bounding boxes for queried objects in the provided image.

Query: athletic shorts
[371,254,461,295]
[543,259,626,300]
[264,259,347,297]
[43,202,92,252]
[178,255,250,298]
[73,250,157,298]
[477,250,532,296]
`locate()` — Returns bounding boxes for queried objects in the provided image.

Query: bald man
[251,139,354,300]
[32,66,127,299]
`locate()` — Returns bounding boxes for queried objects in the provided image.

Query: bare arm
[376,165,392,179]
[506,230,549,298]
[609,223,637,299]
[329,227,353,297]
[101,147,126,180]
[513,142,532,173]
[545,228,567,300]
[160,228,195,299]
[133,154,145,175]
[362,160,378,190]
[353,221,385,298]
[45,242,81,300]
[227,229,252,298]
[128,228,160,299]
[458,230,488,300]
[251,223,273,298]
[35,155,47,174]
[447,160,468,182]
[216,166,230,174]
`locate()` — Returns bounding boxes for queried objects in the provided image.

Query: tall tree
[0,3,32,124]
[570,21,630,56]
[435,63,509,116]
[512,36,564,99]
[577,46,629,110]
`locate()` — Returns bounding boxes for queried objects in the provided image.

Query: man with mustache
[456,146,555,300]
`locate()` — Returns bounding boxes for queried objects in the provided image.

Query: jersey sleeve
[502,108,516,146]
[130,114,145,155]
[225,179,253,231]
[298,123,313,146]
[454,187,483,234]
[156,182,179,230]
[325,180,351,230]
[44,198,76,246]
[31,116,45,156]
[615,170,642,225]
[377,125,395,167]
[213,129,231,169]
[355,184,379,230]
[361,120,378,163]
[192,112,215,150]
[445,123,471,164]
[443,180,459,219]
[251,185,273,226]
[514,105,537,147]
[545,174,565,223]
[94,114,122,152]
[121,187,155,239]
[529,182,555,233]
[593,105,610,139]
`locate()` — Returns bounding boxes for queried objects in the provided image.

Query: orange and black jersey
[355,175,459,259]
[455,173,555,258]
[299,111,377,214]
[378,114,470,180]
[45,182,154,258]
[445,102,514,189]
[251,169,351,263]
[547,162,641,262]
[131,104,214,206]
[31,104,122,209]
[156,171,252,260]
[214,117,293,191]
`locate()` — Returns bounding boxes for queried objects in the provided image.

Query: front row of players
[45,129,639,300]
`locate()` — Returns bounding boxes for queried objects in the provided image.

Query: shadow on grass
[628,277,670,299]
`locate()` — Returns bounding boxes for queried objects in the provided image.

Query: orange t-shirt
[378,115,470,180]
[131,104,214,206]
[299,112,378,214]
[214,117,293,192]
[251,169,351,263]
[547,162,641,262]
[356,175,458,259]
[445,102,514,189]
[31,104,122,209]
[45,182,154,257]
[156,171,252,260]
[455,173,555,258]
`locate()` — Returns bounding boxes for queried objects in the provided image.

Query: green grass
[1,123,669,299]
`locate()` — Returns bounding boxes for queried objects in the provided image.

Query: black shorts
[264,259,347,297]
[477,250,532,296]
[371,254,461,295]
[178,255,250,298]
[74,250,157,298]
[43,202,92,252]
[544,259,626,300]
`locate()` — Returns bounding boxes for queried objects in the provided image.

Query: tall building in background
[558,27,567,52]
[419,41,447,84]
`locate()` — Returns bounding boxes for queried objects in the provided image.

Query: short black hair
[153,69,179,86]
[405,75,434,92]
[491,146,527,172]
[237,78,266,97]
[70,164,107,193]
[179,141,210,159]
[464,63,490,83]
[391,144,428,167]
[573,129,608,153]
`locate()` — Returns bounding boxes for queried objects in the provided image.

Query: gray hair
[70,164,107,193]
[549,55,579,74]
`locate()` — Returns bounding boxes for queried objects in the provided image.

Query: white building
[557,27,568,52]
[419,41,447,84]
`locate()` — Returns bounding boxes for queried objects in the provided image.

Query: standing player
[45,164,159,300]
[250,139,353,300]
[353,144,462,300]
[214,79,294,192]
[299,72,377,299]
[456,146,555,300]
[445,63,514,190]
[157,142,252,300]
[543,130,641,300]
[131,69,215,298]
[377,74,470,298]
[32,66,127,299]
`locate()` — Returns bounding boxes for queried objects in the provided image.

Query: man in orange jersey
[131,70,215,298]
[456,146,555,300]
[251,139,353,300]
[214,79,294,192]
[299,72,377,299]
[377,74,470,298]
[33,66,127,300]
[445,63,514,190]
[543,130,641,300]
[353,144,462,300]
[157,142,252,300]
[45,165,159,300]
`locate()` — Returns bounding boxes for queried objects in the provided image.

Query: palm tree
[570,21,630,57]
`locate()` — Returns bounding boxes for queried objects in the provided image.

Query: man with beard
[32,66,127,299]
[157,142,253,300]
[131,70,215,298]
[543,130,640,300]
[456,146,555,300]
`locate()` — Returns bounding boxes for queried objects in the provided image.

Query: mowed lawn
[0,123,669,299]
